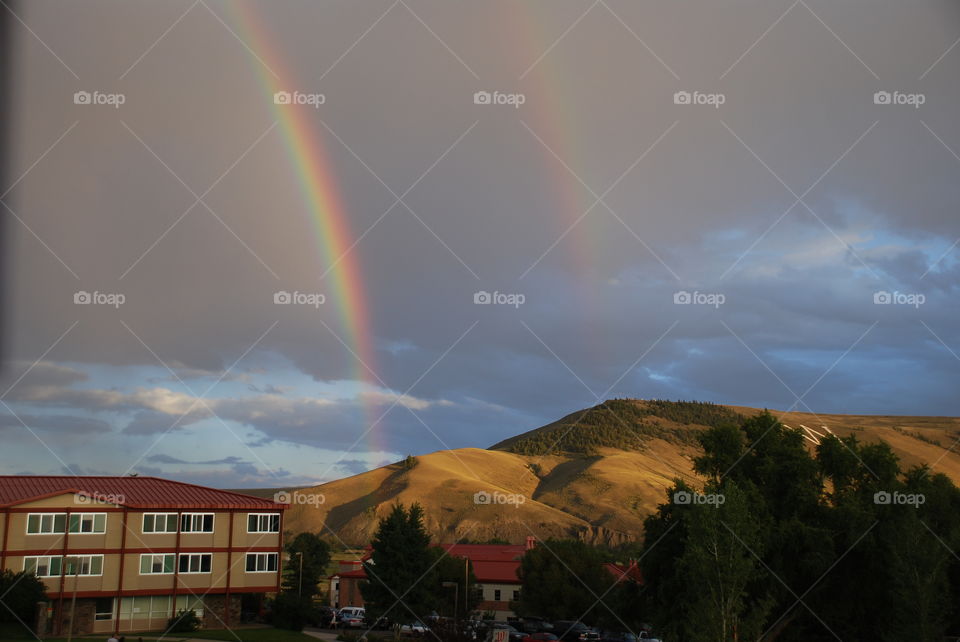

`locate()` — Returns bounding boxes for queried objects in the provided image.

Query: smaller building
[330,537,536,619]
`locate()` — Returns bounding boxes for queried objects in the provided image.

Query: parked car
[600,631,637,642]
[523,632,560,642]
[553,621,599,642]
[485,622,526,642]
[313,605,337,628]
[519,617,555,633]
[401,620,431,636]
[337,606,366,628]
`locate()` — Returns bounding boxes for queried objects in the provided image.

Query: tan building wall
[1,491,284,635]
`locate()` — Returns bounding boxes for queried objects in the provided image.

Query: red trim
[171,515,182,618]
[114,508,128,637]
[8,506,285,513]
[0,508,9,570]
[55,508,71,636]
[276,508,285,593]
[225,511,234,627]
[7,545,280,556]
[43,586,280,599]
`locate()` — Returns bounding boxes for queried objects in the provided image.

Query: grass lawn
[0,622,321,642]
[180,628,322,641]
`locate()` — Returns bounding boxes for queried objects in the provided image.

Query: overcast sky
[2,0,959,488]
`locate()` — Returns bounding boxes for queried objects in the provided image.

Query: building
[330,537,535,619]
[0,475,287,637]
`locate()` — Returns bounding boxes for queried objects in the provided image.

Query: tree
[434,551,480,618]
[282,531,332,599]
[516,539,612,624]
[361,503,438,623]
[0,570,47,632]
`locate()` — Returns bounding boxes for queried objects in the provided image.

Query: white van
[338,606,365,627]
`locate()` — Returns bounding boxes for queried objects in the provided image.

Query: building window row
[26,513,107,535]
[138,552,278,575]
[247,513,280,533]
[24,555,103,577]
[25,511,280,535]
[245,552,278,572]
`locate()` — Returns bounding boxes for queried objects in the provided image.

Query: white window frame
[142,513,178,534]
[139,553,175,575]
[180,513,214,533]
[24,555,62,577]
[94,597,115,621]
[178,553,212,574]
[25,513,67,534]
[68,513,107,534]
[247,513,280,533]
[24,554,103,577]
[245,552,278,573]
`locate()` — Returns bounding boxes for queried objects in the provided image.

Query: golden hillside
[280,400,960,546]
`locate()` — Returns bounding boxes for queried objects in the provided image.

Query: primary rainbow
[227,3,384,454]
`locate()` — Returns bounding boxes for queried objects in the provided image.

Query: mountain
[277,399,960,546]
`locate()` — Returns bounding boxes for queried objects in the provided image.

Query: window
[119,595,170,620]
[24,556,61,577]
[139,553,175,575]
[69,513,106,534]
[513,590,520,601]
[180,513,214,533]
[178,553,212,574]
[494,589,501,601]
[175,595,204,617]
[63,555,103,576]
[25,555,102,577]
[26,513,66,534]
[94,597,114,621]
[142,513,177,533]
[247,513,280,533]
[245,552,278,572]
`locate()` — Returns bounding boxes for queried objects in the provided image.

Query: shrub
[166,609,201,633]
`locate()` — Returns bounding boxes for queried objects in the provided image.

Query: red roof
[604,562,644,585]
[442,544,527,562]
[0,476,284,510]
[471,560,521,584]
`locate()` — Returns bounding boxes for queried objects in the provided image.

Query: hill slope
[280,400,960,546]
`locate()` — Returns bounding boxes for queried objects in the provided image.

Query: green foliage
[166,608,202,633]
[402,455,419,470]
[639,412,960,640]
[508,399,743,455]
[271,593,313,632]
[0,570,46,629]
[361,503,438,622]
[433,550,481,617]
[515,539,613,623]
[282,531,332,599]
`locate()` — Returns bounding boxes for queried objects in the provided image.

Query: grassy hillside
[267,400,960,546]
